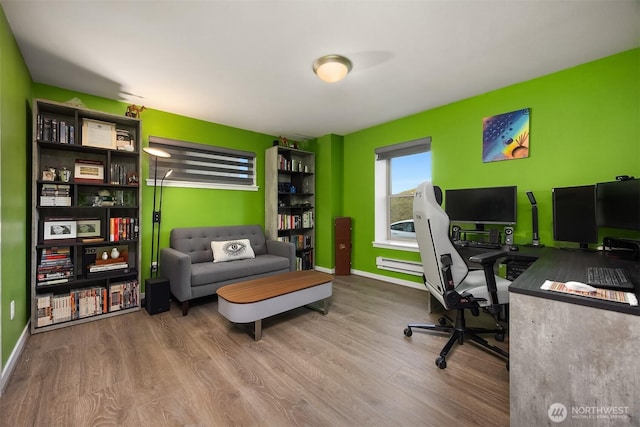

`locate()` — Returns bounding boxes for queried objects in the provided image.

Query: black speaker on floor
[145,277,170,315]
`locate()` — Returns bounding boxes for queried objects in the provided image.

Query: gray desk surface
[507,247,640,316]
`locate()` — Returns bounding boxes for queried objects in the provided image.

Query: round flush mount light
[312,54,352,83]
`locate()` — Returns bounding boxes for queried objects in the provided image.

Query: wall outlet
[10,300,15,320]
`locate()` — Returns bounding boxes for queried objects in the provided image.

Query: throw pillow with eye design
[211,239,256,263]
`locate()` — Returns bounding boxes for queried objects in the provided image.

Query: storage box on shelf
[265,145,315,270]
[31,99,142,333]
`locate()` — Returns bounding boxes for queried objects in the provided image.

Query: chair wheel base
[436,356,447,369]
[404,327,412,337]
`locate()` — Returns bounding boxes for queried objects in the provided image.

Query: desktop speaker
[451,225,461,241]
[489,228,500,245]
[145,277,170,315]
[504,227,514,246]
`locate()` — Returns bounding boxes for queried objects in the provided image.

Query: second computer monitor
[596,179,640,231]
[552,184,598,249]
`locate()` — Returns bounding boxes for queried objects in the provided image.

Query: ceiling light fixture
[312,54,352,83]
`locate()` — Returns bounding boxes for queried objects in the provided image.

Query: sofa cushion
[211,239,255,263]
[170,225,268,264]
[190,254,291,287]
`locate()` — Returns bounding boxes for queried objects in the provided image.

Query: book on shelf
[37,278,70,287]
[89,262,128,273]
[35,287,107,326]
[109,280,139,312]
[37,246,73,282]
[109,217,138,241]
[36,294,53,327]
[36,115,75,144]
[71,286,107,319]
[41,184,70,196]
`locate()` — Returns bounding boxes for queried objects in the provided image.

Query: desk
[508,248,640,426]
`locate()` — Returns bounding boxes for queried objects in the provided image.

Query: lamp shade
[313,55,352,83]
[142,147,171,158]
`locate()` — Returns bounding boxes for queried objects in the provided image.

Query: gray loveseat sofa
[160,224,295,315]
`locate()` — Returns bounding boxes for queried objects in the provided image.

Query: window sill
[372,240,420,252]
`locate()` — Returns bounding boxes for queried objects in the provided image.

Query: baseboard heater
[376,256,423,276]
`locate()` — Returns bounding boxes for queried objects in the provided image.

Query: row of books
[37,115,75,144]
[277,211,314,230]
[296,250,314,270]
[40,184,72,207]
[36,286,106,326]
[41,184,70,196]
[278,234,313,250]
[109,280,139,311]
[37,246,74,286]
[109,217,138,241]
[110,162,131,185]
[35,280,139,327]
[277,154,308,172]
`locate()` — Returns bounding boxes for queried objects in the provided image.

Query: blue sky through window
[391,151,431,194]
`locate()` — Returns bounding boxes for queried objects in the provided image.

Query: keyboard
[586,267,635,291]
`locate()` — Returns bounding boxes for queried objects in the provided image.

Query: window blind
[375,137,432,160]
[147,136,256,188]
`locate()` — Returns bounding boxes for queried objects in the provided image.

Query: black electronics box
[502,256,537,281]
[145,277,170,315]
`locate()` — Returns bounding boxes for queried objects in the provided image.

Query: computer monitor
[596,179,640,231]
[552,184,598,249]
[445,186,517,229]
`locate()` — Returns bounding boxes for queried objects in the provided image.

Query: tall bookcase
[30,99,141,333]
[265,145,315,270]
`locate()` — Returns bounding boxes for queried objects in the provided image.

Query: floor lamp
[142,147,171,278]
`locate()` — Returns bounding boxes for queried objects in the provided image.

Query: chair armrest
[159,247,193,302]
[266,240,296,272]
[468,249,508,265]
[469,249,508,309]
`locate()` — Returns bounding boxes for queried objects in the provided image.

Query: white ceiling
[2,1,638,140]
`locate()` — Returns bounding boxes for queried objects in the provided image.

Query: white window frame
[146,136,258,191]
[373,137,431,251]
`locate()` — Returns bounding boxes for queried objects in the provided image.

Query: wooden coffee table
[217,270,333,340]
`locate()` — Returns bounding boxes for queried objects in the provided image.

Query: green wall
[1,7,32,368]
[33,84,280,286]
[342,49,640,283]
[312,134,344,268]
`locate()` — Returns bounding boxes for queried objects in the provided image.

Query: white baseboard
[0,321,29,396]
[313,265,334,274]
[315,264,425,291]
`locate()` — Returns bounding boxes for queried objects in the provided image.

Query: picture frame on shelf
[42,167,58,181]
[76,219,101,238]
[115,129,134,151]
[82,118,116,149]
[43,219,77,241]
[126,171,139,185]
[74,159,104,183]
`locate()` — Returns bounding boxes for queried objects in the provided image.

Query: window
[147,136,257,191]
[374,137,431,248]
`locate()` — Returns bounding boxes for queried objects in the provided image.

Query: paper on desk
[541,280,638,306]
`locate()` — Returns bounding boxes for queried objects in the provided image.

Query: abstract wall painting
[482,108,530,162]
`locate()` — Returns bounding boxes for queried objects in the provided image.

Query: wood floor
[0,274,509,426]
